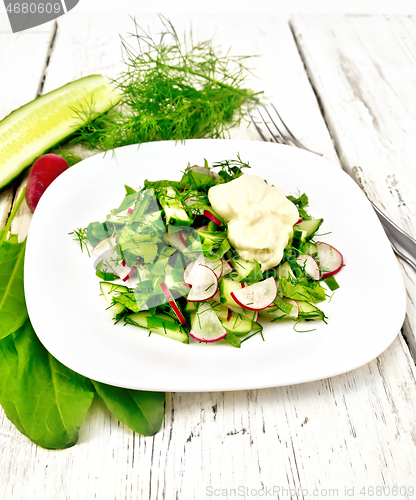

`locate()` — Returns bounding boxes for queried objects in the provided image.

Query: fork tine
[269,103,315,153]
[247,110,268,142]
[260,105,289,145]
[250,103,321,155]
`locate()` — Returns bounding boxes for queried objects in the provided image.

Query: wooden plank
[2,13,416,500]
[290,13,416,358]
[0,15,55,231]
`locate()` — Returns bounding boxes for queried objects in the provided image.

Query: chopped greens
[72,157,343,346]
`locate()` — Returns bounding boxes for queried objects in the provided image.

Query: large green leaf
[0,318,95,449]
[92,380,164,436]
[0,240,27,339]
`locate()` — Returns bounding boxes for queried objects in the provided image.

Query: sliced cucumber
[276,262,295,280]
[294,219,323,240]
[158,187,192,226]
[230,256,261,282]
[297,301,326,321]
[0,74,122,189]
[221,311,257,336]
[100,282,129,321]
[125,311,189,343]
[197,230,227,246]
[219,278,243,306]
[218,278,258,322]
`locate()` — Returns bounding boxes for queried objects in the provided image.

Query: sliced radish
[316,242,343,278]
[203,210,222,226]
[184,255,225,284]
[295,217,303,225]
[127,207,134,215]
[179,231,188,247]
[285,298,299,319]
[221,259,233,276]
[187,265,218,302]
[296,254,320,280]
[167,231,188,252]
[189,166,219,179]
[91,236,117,257]
[197,225,208,231]
[183,262,194,287]
[230,277,278,311]
[184,254,206,284]
[122,265,137,282]
[160,282,186,325]
[189,302,227,342]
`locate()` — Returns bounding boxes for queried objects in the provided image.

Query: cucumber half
[0,74,122,189]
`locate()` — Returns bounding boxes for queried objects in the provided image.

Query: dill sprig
[69,227,90,256]
[73,16,262,150]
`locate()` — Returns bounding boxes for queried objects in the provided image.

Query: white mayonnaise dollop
[208,174,299,271]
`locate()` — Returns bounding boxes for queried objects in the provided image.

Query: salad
[71,158,343,348]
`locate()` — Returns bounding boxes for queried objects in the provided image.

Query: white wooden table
[1,12,416,500]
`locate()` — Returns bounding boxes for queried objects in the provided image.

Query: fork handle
[372,203,416,271]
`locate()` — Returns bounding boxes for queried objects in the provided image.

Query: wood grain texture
[2,13,416,500]
[0,15,55,230]
[290,13,416,360]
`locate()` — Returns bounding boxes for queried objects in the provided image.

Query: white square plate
[24,139,406,391]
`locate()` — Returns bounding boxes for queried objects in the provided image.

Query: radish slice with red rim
[203,210,222,226]
[230,277,278,311]
[189,166,220,180]
[190,302,227,342]
[285,298,299,319]
[221,259,233,276]
[184,255,224,284]
[296,254,320,280]
[187,265,218,302]
[91,236,117,257]
[316,242,343,278]
[167,231,188,252]
[160,282,186,325]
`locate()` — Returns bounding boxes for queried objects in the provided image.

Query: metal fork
[248,103,321,155]
[249,103,416,272]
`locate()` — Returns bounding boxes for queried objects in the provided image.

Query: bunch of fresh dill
[74,16,262,150]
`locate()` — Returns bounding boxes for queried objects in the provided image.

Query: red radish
[296,254,320,280]
[197,225,208,231]
[183,262,194,287]
[285,298,299,319]
[167,231,188,252]
[203,210,222,226]
[184,254,206,284]
[189,166,219,179]
[187,265,218,302]
[160,282,186,325]
[91,236,117,257]
[230,277,278,311]
[184,255,225,283]
[127,207,134,215]
[25,154,69,212]
[179,231,188,247]
[122,266,137,282]
[189,302,227,342]
[227,309,232,321]
[316,242,343,278]
[221,260,233,276]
